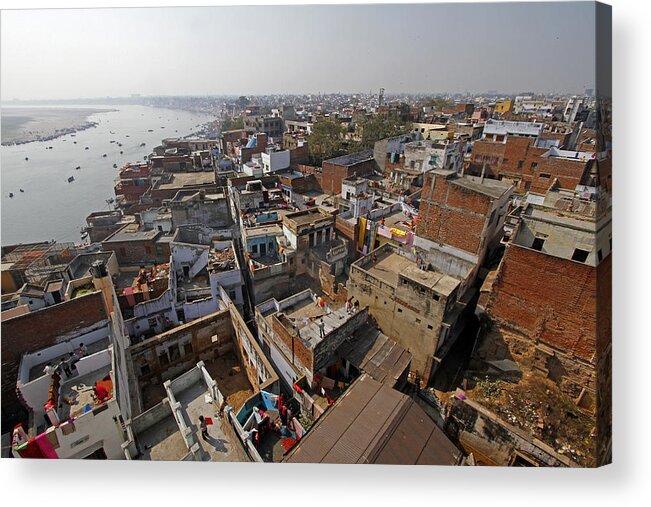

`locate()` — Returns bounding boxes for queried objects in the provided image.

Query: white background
[1,0,648,505]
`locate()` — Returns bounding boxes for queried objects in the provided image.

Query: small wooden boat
[120,151,123,154]
[102,153,107,157]
[68,176,75,183]
[85,146,89,150]
[19,189,24,193]
[140,143,146,147]
[9,192,14,198]
[25,157,28,161]
[75,166,81,170]
[113,163,118,168]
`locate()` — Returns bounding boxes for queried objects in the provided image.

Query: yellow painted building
[494,99,513,114]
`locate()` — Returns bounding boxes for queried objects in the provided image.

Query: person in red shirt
[93,384,109,403]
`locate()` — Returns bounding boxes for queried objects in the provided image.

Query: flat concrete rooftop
[159,172,215,190]
[103,223,160,243]
[244,224,283,238]
[363,250,459,296]
[58,365,112,420]
[173,380,249,462]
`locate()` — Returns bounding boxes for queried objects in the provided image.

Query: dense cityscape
[1,90,611,466]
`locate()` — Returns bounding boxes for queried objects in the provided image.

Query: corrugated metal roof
[339,328,412,386]
[284,374,461,465]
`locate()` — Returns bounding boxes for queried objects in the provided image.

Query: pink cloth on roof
[34,432,58,459]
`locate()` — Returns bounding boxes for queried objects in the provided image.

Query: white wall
[18,348,113,415]
[183,297,220,321]
[269,341,299,390]
[18,324,110,384]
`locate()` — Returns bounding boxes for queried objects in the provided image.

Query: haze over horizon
[2,3,597,101]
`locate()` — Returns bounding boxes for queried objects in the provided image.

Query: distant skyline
[1,3,598,101]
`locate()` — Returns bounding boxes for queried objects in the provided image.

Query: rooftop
[157,172,215,190]
[483,119,544,137]
[167,374,249,462]
[284,374,462,465]
[243,224,284,239]
[58,364,113,421]
[103,223,161,243]
[337,328,412,386]
[324,149,374,167]
[359,248,459,296]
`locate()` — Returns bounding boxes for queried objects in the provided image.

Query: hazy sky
[1,3,597,100]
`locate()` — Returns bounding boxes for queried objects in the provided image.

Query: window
[145,246,152,254]
[159,352,170,366]
[148,317,157,328]
[169,346,180,362]
[183,342,193,356]
[531,162,538,170]
[157,225,163,232]
[597,249,603,262]
[433,294,440,301]
[571,248,590,263]
[156,245,163,255]
[397,308,403,313]
[427,324,433,330]
[531,237,545,251]
[524,181,532,191]
[140,364,151,376]
[539,173,551,179]
[518,160,524,169]
[416,318,421,324]
[251,244,258,254]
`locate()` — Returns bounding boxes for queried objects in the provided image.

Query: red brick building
[101,223,169,266]
[417,169,513,262]
[484,191,611,414]
[321,150,376,195]
[114,162,152,206]
[468,120,598,194]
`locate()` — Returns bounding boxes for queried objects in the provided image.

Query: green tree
[307,119,347,165]
[221,117,244,131]
[354,114,411,150]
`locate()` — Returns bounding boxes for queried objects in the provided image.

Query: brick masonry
[469,137,590,193]
[485,244,611,409]
[418,171,492,256]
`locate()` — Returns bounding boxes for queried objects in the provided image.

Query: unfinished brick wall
[322,159,375,195]
[101,239,166,266]
[418,172,491,256]
[529,157,591,194]
[1,292,108,431]
[485,245,611,406]
[130,309,235,410]
[271,315,313,373]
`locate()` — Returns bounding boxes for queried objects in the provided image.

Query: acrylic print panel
[1,1,611,467]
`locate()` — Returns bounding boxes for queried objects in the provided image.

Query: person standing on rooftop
[199,415,209,440]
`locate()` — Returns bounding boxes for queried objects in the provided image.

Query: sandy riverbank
[1,107,116,146]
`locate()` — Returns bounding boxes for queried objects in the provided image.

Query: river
[1,105,216,245]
